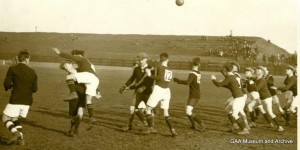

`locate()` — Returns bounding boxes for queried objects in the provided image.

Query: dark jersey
[60,53,97,76]
[265,74,277,96]
[150,64,172,89]
[125,65,154,95]
[234,72,246,94]
[255,77,271,100]
[212,75,244,98]
[3,63,38,105]
[278,75,297,96]
[244,77,258,93]
[176,70,201,99]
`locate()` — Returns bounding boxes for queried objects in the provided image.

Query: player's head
[231,62,240,73]
[223,62,233,73]
[71,50,85,57]
[136,52,148,66]
[159,52,169,62]
[192,57,201,67]
[286,65,295,76]
[256,66,265,78]
[245,67,254,77]
[17,50,30,63]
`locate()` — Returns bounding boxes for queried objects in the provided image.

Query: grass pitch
[0,65,297,150]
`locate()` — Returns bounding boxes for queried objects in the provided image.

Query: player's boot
[249,122,257,128]
[198,123,206,132]
[245,124,251,131]
[122,125,132,132]
[285,121,291,126]
[143,121,148,127]
[171,129,179,137]
[143,127,157,135]
[86,117,96,131]
[7,131,21,145]
[237,129,250,135]
[18,139,25,146]
[277,126,284,132]
[267,123,274,128]
[95,91,102,100]
[63,92,78,102]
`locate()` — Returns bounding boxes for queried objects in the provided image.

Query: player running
[143,52,179,136]
[52,48,100,124]
[271,65,297,126]
[173,57,205,131]
[119,53,155,131]
[264,67,288,123]
[255,66,284,132]
[211,62,249,135]
[2,50,38,146]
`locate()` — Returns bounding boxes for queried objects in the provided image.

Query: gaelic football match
[0,0,298,150]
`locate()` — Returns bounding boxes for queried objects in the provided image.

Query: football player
[173,57,205,131]
[255,66,284,132]
[211,62,249,135]
[52,48,100,124]
[271,65,297,126]
[2,50,38,145]
[143,52,179,136]
[119,53,155,131]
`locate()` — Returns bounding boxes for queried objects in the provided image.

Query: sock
[87,104,94,118]
[272,117,280,126]
[187,115,196,128]
[249,111,256,122]
[242,115,249,126]
[146,114,153,127]
[228,114,235,125]
[236,118,245,130]
[262,113,272,124]
[286,112,290,121]
[66,79,76,93]
[135,109,145,123]
[165,116,174,130]
[192,114,203,125]
[4,120,17,133]
[128,114,134,129]
[255,107,260,117]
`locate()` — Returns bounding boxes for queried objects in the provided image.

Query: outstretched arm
[52,48,82,62]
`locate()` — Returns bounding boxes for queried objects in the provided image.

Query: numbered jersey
[189,70,201,99]
[153,65,173,89]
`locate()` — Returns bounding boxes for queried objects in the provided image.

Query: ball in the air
[176,0,184,6]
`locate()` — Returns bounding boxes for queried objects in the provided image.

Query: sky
[0,0,299,53]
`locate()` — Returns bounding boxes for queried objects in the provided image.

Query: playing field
[0,65,297,150]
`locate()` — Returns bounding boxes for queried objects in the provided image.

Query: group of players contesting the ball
[1,48,297,146]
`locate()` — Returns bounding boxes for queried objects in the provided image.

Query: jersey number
[164,70,173,81]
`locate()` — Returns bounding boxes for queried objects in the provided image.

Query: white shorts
[285,91,293,102]
[271,95,280,104]
[250,91,259,100]
[290,95,298,112]
[231,96,247,119]
[3,104,30,118]
[147,85,171,110]
[138,101,146,109]
[75,72,99,96]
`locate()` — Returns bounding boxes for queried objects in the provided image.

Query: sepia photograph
[0,0,298,149]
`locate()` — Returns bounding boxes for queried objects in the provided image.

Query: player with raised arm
[255,66,284,132]
[173,57,205,131]
[52,48,99,124]
[2,50,38,145]
[119,53,155,131]
[211,62,249,135]
[271,65,297,126]
[143,52,179,136]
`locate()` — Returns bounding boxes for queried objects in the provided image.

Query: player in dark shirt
[255,66,284,132]
[2,50,38,145]
[174,57,205,131]
[264,67,287,122]
[271,65,297,126]
[243,67,260,127]
[211,62,249,135]
[119,53,155,131]
[143,52,179,136]
[53,48,100,125]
